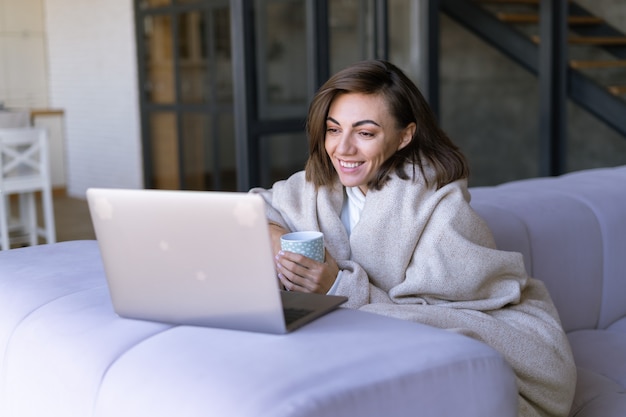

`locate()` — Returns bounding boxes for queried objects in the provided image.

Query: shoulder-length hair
[304,59,469,190]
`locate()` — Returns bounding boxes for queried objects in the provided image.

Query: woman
[251,60,576,417]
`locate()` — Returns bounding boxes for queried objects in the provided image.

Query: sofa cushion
[608,318,626,333]
[568,329,626,388]
[0,241,518,417]
[568,367,626,417]
[471,166,626,333]
[545,166,626,330]
[470,187,604,333]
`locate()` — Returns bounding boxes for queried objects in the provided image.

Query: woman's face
[324,92,414,194]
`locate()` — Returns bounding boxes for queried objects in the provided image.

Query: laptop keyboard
[283,308,313,325]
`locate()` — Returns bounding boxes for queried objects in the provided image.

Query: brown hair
[304,59,469,190]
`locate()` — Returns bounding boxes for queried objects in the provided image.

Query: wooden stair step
[608,85,626,95]
[496,13,603,25]
[532,35,626,45]
[570,60,626,69]
[569,36,626,45]
[475,0,541,4]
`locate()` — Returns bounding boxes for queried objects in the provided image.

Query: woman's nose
[336,134,355,154]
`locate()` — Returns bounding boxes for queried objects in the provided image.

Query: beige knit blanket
[251,168,576,417]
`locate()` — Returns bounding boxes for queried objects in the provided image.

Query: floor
[53,193,97,242]
[5,192,96,248]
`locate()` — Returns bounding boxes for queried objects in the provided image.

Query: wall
[0,0,48,107]
[439,1,626,186]
[44,0,142,197]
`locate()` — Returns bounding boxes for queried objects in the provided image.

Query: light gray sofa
[470,165,626,417]
[1,165,625,417]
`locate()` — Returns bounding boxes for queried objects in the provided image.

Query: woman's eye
[359,131,374,138]
[326,127,339,134]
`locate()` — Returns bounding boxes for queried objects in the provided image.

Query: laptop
[86,188,347,334]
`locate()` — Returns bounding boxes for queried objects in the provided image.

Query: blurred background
[1,0,625,205]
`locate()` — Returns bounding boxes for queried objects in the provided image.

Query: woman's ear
[398,122,416,151]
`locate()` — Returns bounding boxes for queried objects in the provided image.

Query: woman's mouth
[339,159,364,169]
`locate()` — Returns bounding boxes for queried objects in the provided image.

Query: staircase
[438,0,626,175]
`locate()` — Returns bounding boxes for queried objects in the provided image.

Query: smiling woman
[304,60,468,193]
[250,59,577,417]
[324,93,414,195]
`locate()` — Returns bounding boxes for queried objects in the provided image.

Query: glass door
[232,0,393,190]
[135,0,419,191]
[136,0,236,190]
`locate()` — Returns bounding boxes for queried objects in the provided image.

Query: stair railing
[436,0,626,176]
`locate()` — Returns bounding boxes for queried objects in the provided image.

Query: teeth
[340,160,362,168]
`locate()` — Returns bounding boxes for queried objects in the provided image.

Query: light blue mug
[280,231,325,263]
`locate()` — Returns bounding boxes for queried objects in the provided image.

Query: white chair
[0,127,56,250]
[0,110,30,129]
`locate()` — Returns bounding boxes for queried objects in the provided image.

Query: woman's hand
[275,249,340,294]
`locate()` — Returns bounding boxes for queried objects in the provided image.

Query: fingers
[278,272,310,292]
[278,250,317,270]
[275,251,325,293]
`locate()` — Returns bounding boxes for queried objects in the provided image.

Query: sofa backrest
[469,166,626,333]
